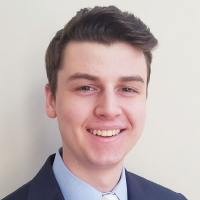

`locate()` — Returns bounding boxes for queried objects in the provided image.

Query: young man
[3,6,187,200]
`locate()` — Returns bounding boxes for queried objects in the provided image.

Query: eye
[75,85,98,96]
[76,86,93,91]
[121,87,136,93]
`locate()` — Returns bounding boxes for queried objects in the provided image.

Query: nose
[94,90,122,120]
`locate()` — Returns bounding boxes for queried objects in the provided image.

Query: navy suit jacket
[3,154,187,200]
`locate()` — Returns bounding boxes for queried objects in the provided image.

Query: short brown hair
[45,6,158,97]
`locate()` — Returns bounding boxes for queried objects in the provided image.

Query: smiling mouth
[87,129,124,137]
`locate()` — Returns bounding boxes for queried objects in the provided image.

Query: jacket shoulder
[2,182,30,200]
[126,170,187,200]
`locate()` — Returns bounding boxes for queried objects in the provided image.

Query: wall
[0,0,199,199]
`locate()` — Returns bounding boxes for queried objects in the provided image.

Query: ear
[45,84,57,118]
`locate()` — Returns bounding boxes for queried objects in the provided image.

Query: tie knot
[102,194,119,200]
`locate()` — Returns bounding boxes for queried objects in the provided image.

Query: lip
[85,124,126,141]
[86,125,125,130]
[87,129,125,134]
[85,128,126,143]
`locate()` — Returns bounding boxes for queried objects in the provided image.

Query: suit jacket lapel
[126,170,146,200]
[27,154,65,200]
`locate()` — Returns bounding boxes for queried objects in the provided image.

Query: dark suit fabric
[3,154,187,200]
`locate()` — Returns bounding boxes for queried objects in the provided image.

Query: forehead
[59,41,147,82]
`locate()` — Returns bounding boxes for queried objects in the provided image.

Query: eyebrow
[66,72,144,83]
[119,76,144,83]
[66,73,100,82]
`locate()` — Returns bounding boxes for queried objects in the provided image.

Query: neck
[62,150,124,192]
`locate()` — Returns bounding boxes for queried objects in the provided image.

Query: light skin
[45,41,147,192]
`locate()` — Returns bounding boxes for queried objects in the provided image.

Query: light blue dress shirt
[53,148,127,200]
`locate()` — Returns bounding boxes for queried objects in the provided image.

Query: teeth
[93,130,97,135]
[97,130,101,135]
[89,129,121,137]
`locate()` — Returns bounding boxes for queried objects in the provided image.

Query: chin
[86,150,126,169]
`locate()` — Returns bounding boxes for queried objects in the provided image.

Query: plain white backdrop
[0,0,199,199]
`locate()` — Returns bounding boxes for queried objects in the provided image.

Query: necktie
[101,194,119,200]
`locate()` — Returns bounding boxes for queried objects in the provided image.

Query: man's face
[46,41,147,169]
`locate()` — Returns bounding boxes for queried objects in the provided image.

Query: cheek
[117,102,146,156]
[126,101,146,129]
[56,97,93,127]
[125,102,146,151]
[136,102,146,122]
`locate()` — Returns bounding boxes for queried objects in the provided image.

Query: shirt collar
[52,148,127,200]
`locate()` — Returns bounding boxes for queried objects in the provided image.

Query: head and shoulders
[44,5,156,192]
[3,5,187,200]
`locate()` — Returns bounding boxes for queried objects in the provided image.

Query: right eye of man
[76,86,93,91]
